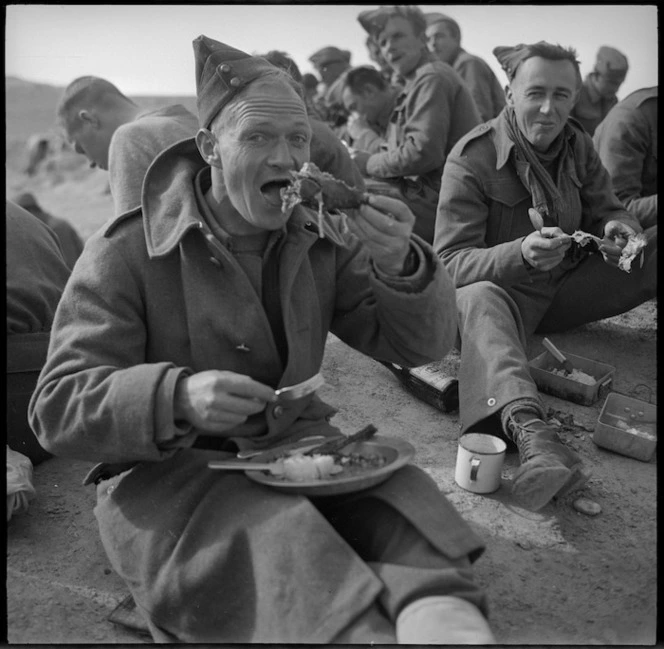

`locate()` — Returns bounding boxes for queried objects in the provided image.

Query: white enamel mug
[454,433,507,494]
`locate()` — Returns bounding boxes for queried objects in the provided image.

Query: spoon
[528,208,545,232]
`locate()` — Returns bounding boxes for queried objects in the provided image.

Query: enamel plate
[243,435,416,497]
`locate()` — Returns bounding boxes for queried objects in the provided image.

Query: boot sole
[512,465,571,511]
[555,465,591,499]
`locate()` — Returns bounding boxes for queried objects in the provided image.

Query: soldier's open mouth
[261,180,292,207]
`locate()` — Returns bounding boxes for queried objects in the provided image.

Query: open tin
[593,391,657,462]
[529,350,615,406]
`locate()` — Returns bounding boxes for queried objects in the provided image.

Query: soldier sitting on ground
[434,41,656,512]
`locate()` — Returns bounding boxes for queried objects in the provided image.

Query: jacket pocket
[484,180,531,243]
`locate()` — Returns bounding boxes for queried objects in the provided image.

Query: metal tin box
[528,350,615,406]
[593,392,657,462]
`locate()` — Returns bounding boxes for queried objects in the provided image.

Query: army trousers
[455,226,657,433]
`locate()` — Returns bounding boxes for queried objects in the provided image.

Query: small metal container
[528,350,615,406]
[593,392,657,462]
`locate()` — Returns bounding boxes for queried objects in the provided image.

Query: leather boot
[506,411,589,511]
[396,596,495,644]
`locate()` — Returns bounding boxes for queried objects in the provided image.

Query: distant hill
[5,75,197,145]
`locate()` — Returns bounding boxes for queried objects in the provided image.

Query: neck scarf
[504,106,577,232]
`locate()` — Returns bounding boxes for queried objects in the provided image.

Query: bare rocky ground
[6,142,658,645]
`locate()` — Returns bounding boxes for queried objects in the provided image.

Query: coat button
[273,405,285,418]
[487,398,496,407]
[107,485,115,495]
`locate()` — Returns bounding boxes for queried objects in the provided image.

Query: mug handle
[470,457,481,481]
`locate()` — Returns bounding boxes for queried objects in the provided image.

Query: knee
[456,281,513,319]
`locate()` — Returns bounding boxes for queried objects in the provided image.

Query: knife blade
[303,424,378,456]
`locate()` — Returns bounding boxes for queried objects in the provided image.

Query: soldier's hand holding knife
[521,208,571,271]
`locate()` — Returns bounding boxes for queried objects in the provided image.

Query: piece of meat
[280,162,368,213]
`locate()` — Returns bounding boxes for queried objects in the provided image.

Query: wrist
[173,376,190,424]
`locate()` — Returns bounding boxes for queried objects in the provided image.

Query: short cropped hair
[344,66,388,94]
[261,50,303,84]
[435,18,461,42]
[56,76,135,130]
[515,42,582,88]
[301,73,319,92]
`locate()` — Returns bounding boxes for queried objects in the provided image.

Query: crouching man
[29,35,494,644]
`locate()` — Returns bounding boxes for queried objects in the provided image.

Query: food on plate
[549,367,596,385]
[280,162,368,242]
[265,450,388,482]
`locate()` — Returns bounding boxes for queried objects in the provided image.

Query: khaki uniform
[452,49,506,122]
[593,86,658,228]
[29,138,486,643]
[365,52,481,242]
[434,113,656,434]
[570,74,619,136]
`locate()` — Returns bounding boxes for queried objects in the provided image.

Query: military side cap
[493,42,542,81]
[193,34,279,129]
[308,46,351,68]
[424,11,459,32]
[358,6,426,38]
[595,46,628,81]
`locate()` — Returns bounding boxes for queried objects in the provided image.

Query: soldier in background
[56,76,198,215]
[7,200,71,465]
[308,46,352,130]
[593,87,657,228]
[353,5,480,243]
[341,66,399,154]
[12,191,84,269]
[570,46,628,135]
[424,12,506,122]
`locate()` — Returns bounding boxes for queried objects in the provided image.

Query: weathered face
[315,59,347,86]
[63,113,113,170]
[425,21,459,64]
[377,16,426,77]
[593,73,624,99]
[507,56,579,152]
[204,78,312,233]
[342,85,382,123]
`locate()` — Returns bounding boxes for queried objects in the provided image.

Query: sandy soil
[5,149,657,644]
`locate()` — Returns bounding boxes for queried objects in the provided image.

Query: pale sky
[5,4,659,100]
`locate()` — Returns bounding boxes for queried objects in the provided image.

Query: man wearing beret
[308,45,353,130]
[424,12,505,122]
[570,46,629,136]
[56,76,199,216]
[593,86,658,228]
[434,41,656,512]
[353,5,481,243]
[29,34,494,644]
